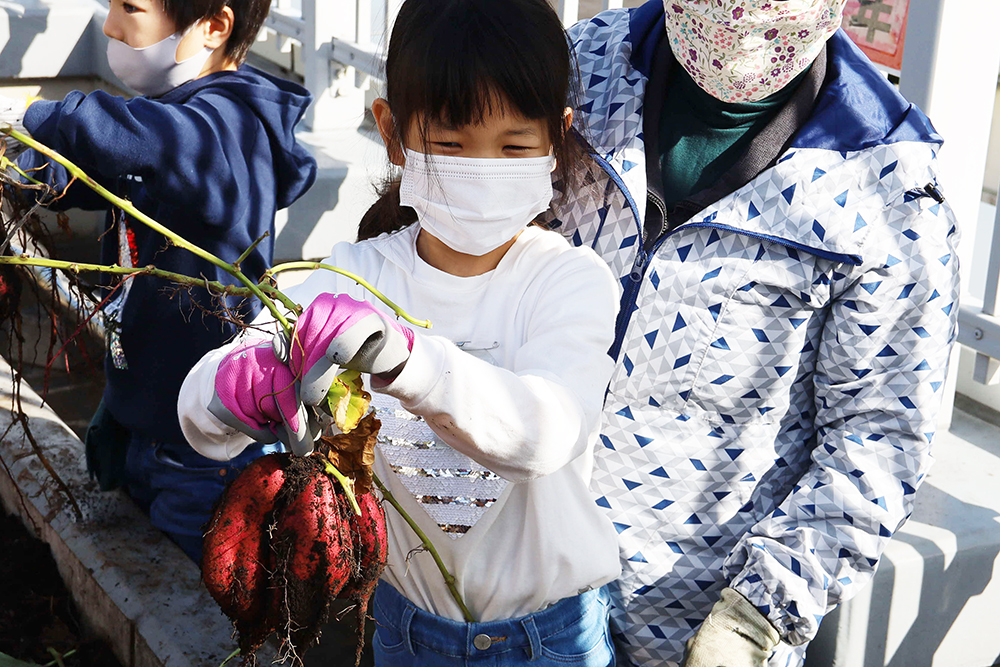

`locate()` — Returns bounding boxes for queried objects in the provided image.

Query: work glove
[0,94,30,160]
[289,292,414,405]
[207,337,313,456]
[682,588,781,667]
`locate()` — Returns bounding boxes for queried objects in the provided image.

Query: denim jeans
[372,582,615,667]
[124,432,281,563]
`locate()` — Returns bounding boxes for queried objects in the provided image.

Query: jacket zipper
[589,153,651,361]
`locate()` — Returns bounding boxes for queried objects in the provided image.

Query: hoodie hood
[161,64,317,208]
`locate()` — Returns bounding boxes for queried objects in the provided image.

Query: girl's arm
[379,249,618,483]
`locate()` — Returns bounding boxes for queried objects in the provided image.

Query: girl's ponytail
[357,178,418,241]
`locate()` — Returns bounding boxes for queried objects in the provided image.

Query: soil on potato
[0,510,123,667]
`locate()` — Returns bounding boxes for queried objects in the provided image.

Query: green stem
[40,649,76,667]
[267,261,432,329]
[372,472,474,622]
[1,126,290,333]
[0,255,282,305]
[44,648,66,667]
[218,647,240,667]
[234,232,269,271]
[1,155,44,186]
[323,460,362,516]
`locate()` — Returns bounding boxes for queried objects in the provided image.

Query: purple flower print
[689,48,698,61]
[732,7,744,19]
[672,4,683,13]
[798,29,811,38]
[764,28,779,40]
[712,58,723,70]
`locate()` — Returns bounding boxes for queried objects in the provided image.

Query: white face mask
[107,25,215,97]
[399,149,555,257]
[663,0,846,103]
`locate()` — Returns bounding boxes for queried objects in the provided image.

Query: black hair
[160,0,270,64]
[358,0,583,241]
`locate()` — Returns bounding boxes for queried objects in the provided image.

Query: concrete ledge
[0,356,260,667]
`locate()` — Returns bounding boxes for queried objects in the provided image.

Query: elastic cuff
[721,587,780,649]
[375,334,446,407]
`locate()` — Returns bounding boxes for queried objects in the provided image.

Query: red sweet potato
[338,490,388,666]
[202,452,290,660]
[270,458,355,659]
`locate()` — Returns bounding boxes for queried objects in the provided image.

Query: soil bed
[0,510,123,667]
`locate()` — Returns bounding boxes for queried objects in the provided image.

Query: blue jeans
[124,433,281,563]
[372,582,615,667]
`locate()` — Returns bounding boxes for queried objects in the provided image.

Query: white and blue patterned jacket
[547,3,960,665]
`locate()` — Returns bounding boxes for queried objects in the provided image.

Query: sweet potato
[201,452,290,661]
[270,458,355,659]
[338,490,388,666]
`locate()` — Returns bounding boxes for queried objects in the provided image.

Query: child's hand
[208,338,314,455]
[290,293,414,405]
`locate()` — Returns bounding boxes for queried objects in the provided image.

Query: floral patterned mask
[663,0,846,103]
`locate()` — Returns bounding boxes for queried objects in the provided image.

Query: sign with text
[842,0,910,71]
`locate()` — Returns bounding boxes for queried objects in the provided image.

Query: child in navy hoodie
[6,0,317,561]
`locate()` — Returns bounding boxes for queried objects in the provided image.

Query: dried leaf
[320,413,380,495]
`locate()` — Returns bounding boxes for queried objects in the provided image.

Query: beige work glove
[682,588,781,667]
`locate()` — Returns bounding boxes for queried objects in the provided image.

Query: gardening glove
[290,292,414,406]
[682,588,781,667]
[0,94,30,160]
[207,337,314,456]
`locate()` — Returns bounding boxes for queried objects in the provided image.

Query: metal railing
[257,0,633,131]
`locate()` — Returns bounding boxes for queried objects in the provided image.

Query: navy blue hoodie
[19,65,317,444]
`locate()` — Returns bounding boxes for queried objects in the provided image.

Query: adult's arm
[723,192,960,645]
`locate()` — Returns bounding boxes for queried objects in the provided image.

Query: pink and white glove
[207,338,313,455]
[290,293,415,405]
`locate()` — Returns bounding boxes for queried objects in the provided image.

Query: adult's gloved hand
[682,588,781,667]
[207,337,314,456]
[290,292,414,405]
[0,94,30,160]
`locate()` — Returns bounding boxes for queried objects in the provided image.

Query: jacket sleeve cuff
[177,349,254,462]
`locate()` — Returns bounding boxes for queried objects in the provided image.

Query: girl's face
[371,97,564,163]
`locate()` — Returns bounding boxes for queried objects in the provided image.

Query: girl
[178,0,621,664]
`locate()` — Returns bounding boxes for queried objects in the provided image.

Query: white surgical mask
[107,25,215,97]
[399,149,555,257]
[663,0,845,103]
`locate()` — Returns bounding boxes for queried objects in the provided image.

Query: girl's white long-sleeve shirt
[178,223,622,622]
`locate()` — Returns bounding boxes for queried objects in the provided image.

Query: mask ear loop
[173,19,217,66]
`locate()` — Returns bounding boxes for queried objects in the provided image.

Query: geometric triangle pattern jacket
[545,3,961,665]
